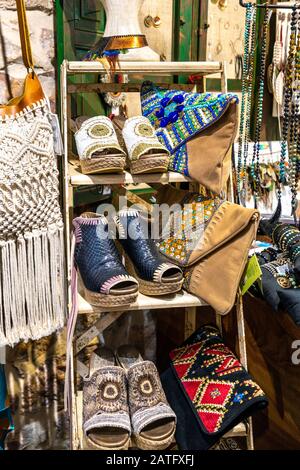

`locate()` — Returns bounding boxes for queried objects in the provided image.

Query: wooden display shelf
[62,58,254,450]
[69,162,192,187]
[66,60,223,76]
[78,291,207,315]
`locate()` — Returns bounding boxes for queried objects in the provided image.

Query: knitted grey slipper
[83,346,131,450]
[116,345,176,450]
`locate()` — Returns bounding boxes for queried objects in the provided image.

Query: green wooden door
[56,0,106,117]
[173,0,201,62]
[63,0,106,60]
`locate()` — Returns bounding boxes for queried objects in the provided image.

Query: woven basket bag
[0,0,65,346]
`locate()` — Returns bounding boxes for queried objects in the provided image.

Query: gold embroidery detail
[135,122,155,138]
[88,123,113,138]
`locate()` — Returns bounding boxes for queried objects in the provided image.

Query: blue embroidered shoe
[115,210,183,296]
[73,213,139,307]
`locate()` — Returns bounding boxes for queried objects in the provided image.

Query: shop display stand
[61,59,254,451]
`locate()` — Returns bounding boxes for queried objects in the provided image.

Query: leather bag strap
[16,0,34,71]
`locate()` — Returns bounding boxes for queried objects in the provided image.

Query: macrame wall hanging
[0,0,66,347]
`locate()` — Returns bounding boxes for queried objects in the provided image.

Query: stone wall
[0,0,56,109]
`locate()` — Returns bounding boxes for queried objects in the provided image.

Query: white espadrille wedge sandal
[114,115,170,175]
[74,116,126,174]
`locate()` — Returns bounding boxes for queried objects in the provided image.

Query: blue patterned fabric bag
[0,364,13,450]
[141,81,239,194]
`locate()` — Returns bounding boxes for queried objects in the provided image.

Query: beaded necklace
[279,5,300,219]
[291,6,300,215]
[238,4,300,221]
[272,223,300,251]
[237,3,257,204]
[237,3,251,198]
[243,8,257,193]
[251,7,270,207]
[290,244,300,263]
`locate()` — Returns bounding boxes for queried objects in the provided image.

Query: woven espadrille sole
[131,431,175,451]
[130,156,169,175]
[83,434,130,451]
[125,255,183,296]
[78,272,138,307]
[83,286,138,308]
[80,155,126,175]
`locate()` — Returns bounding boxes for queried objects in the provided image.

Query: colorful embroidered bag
[141,81,239,194]
[161,325,268,450]
[155,185,259,315]
[0,0,65,346]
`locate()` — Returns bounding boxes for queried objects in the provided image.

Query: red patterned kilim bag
[161,325,268,450]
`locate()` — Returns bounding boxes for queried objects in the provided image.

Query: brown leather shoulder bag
[156,185,259,315]
[0,0,44,118]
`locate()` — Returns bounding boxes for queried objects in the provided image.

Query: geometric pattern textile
[161,325,268,449]
[159,193,223,266]
[170,325,267,434]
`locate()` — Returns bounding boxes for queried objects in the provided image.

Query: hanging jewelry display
[269,10,286,120]
[291,5,300,216]
[242,7,257,203]
[237,2,300,226]
[278,4,300,221]
[270,11,293,119]
[237,3,257,205]
[251,6,270,207]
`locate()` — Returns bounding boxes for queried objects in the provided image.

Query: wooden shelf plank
[69,163,192,186]
[68,83,201,94]
[66,60,223,76]
[78,291,207,314]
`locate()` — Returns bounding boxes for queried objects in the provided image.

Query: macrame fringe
[0,226,66,347]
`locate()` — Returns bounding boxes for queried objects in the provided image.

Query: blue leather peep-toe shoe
[73,213,139,307]
[115,210,183,296]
